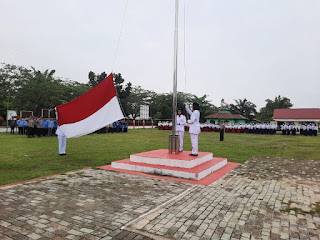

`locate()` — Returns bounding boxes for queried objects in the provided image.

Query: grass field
[0,129,319,186]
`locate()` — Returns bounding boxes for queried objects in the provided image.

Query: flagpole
[169,0,179,153]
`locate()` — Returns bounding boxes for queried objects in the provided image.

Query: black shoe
[179,150,183,152]
[60,153,66,156]
[189,154,198,156]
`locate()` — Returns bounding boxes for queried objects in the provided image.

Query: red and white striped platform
[99,149,239,185]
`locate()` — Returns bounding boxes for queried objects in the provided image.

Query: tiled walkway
[1,157,319,239]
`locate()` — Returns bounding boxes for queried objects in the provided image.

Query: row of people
[281,124,298,135]
[107,121,128,133]
[280,123,318,136]
[159,122,278,134]
[160,121,319,137]
[299,124,318,136]
[9,117,58,137]
[159,122,217,132]
[244,123,278,134]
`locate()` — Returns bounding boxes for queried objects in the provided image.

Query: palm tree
[230,98,257,121]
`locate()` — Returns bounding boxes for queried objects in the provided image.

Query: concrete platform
[102,149,234,184]
[99,162,239,185]
[130,149,213,168]
[111,157,227,180]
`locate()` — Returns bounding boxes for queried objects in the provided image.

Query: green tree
[58,80,90,104]
[1,64,90,116]
[256,95,293,122]
[190,94,217,122]
[265,95,293,109]
[113,73,132,116]
[230,98,257,121]
[125,86,155,118]
[13,67,64,115]
[147,92,216,121]
[0,63,31,118]
[219,98,231,109]
[88,71,96,87]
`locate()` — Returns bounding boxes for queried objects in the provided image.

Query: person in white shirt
[313,124,318,136]
[185,103,201,156]
[56,126,67,155]
[176,108,186,152]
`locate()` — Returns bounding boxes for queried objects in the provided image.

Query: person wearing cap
[185,102,201,156]
[176,108,186,152]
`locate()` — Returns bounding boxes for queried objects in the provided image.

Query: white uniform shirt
[56,126,66,137]
[176,114,186,132]
[186,105,201,134]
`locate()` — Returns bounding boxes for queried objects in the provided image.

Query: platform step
[130,149,213,169]
[111,157,227,180]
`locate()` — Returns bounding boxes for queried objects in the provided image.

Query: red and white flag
[55,73,124,138]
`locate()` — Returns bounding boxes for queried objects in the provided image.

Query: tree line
[0,63,293,123]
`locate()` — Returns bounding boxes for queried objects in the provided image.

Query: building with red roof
[273,108,320,124]
[205,108,246,124]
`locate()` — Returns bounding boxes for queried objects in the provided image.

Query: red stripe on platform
[98,162,239,185]
[0,167,92,188]
[131,149,212,161]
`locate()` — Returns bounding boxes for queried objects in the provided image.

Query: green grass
[0,129,320,185]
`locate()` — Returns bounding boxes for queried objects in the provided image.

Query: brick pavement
[0,169,190,240]
[133,157,320,240]
[0,157,320,240]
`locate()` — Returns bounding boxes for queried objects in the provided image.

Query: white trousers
[176,131,184,151]
[190,133,198,155]
[58,135,67,154]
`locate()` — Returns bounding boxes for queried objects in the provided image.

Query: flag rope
[111,0,129,118]
[183,0,187,93]
[112,0,129,72]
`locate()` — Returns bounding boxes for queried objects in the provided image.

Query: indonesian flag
[55,73,124,138]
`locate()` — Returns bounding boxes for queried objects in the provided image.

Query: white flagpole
[169,0,179,153]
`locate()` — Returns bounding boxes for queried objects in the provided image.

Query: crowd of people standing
[281,123,318,136]
[107,121,128,133]
[9,116,57,138]
[158,121,318,136]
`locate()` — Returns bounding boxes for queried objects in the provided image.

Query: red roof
[273,108,320,120]
[205,112,246,120]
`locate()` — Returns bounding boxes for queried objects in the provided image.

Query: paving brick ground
[1,157,320,240]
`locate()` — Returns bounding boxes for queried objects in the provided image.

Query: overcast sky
[1,0,320,110]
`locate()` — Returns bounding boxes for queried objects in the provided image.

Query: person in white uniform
[56,126,67,155]
[185,102,201,156]
[176,108,186,152]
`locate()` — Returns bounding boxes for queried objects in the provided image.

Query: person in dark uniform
[220,121,225,141]
[27,116,35,138]
[307,124,312,136]
[36,117,43,137]
[291,124,296,135]
[124,122,128,132]
[281,124,285,135]
[286,124,290,135]
[10,118,16,134]
[313,124,318,136]
[115,121,120,133]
